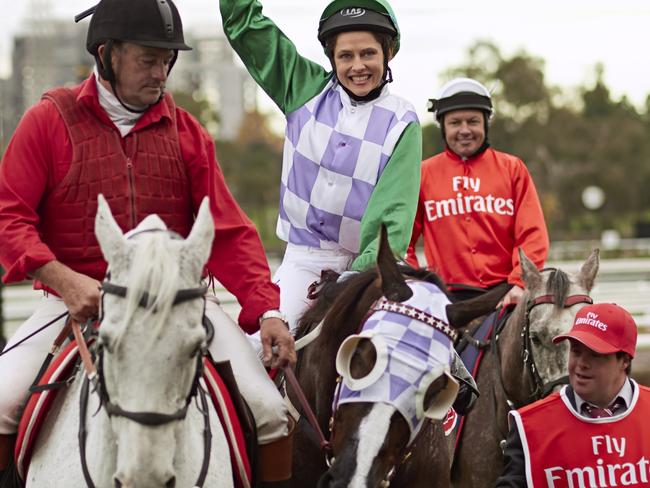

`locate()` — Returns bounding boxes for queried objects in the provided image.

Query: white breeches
[0,294,288,444]
[248,244,355,352]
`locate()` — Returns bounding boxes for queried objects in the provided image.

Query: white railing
[549,238,650,261]
[2,258,649,347]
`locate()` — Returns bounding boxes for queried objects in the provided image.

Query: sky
[1,0,649,122]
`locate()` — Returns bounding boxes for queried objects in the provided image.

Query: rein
[75,279,212,488]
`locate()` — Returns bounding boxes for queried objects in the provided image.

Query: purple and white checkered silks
[335,280,458,443]
[277,79,419,252]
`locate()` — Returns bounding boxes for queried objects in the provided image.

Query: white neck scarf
[94,67,145,137]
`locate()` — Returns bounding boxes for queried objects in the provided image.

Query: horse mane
[118,232,181,343]
[297,264,446,353]
[545,268,571,308]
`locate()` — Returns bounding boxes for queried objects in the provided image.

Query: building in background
[1,6,255,144]
[0,78,16,152]
[167,25,257,140]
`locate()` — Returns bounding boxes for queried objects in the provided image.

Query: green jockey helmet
[318,0,400,56]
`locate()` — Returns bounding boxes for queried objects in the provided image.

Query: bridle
[493,270,593,409]
[520,292,592,401]
[76,277,212,488]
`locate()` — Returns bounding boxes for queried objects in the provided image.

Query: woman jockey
[220,0,422,335]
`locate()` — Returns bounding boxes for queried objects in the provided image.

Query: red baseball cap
[553,303,637,358]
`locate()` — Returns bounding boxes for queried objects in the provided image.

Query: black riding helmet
[76,0,191,111]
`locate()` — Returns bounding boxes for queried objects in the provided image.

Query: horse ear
[578,248,599,292]
[376,224,412,302]
[183,197,215,278]
[95,194,126,263]
[519,247,542,291]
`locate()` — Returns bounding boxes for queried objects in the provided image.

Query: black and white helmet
[428,78,494,127]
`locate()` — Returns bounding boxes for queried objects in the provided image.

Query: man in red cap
[496,303,650,487]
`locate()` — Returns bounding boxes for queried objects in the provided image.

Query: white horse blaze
[349,403,397,488]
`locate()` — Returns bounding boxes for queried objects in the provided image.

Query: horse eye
[531,334,542,346]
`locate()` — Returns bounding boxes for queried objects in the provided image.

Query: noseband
[521,292,593,401]
[494,278,593,411]
[77,279,212,488]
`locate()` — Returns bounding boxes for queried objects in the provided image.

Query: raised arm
[351,123,422,271]
[220,0,331,114]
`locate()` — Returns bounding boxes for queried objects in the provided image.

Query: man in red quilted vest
[0,1,295,485]
[496,303,650,487]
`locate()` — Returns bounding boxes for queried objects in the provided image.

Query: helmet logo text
[340,8,366,18]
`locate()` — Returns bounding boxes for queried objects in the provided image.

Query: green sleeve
[220,0,332,114]
[351,122,422,271]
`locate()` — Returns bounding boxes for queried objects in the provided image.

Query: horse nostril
[165,476,176,488]
[114,478,122,488]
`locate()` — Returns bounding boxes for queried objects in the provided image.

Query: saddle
[15,338,256,488]
[452,306,514,452]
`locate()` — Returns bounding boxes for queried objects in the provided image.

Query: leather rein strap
[284,366,332,454]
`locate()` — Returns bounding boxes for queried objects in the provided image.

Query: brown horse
[287,228,500,488]
[451,249,599,487]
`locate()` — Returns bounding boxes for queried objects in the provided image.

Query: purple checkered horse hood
[335,280,459,442]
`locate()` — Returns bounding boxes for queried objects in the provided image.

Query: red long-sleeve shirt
[0,75,279,332]
[406,147,549,288]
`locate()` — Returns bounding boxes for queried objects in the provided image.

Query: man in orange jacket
[406,77,549,306]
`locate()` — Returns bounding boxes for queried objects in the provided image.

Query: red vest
[513,384,650,487]
[38,88,194,282]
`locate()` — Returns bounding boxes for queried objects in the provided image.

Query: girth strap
[284,367,332,454]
